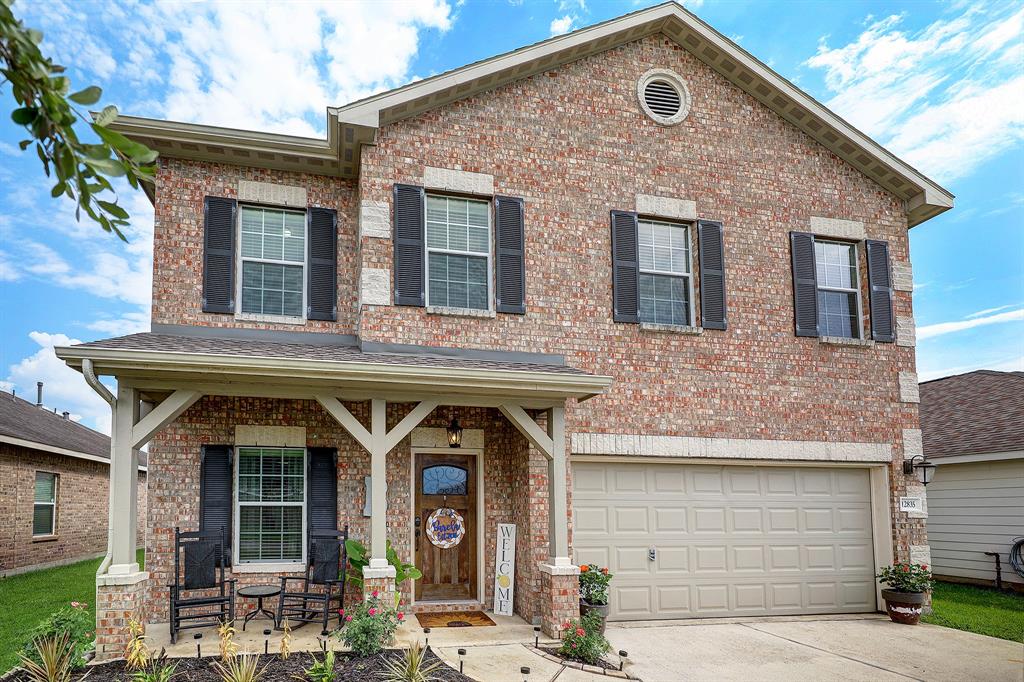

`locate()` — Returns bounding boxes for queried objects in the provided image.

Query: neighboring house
[0,388,147,576]
[920,370,1024,589]
[53,3,954,659]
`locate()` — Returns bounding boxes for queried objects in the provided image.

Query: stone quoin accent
[359,200,391,239]
[892,262,914,292]
[899,372,920,403]
[910,544,931,566]
[897,316,917,347]
[360,268,391,307]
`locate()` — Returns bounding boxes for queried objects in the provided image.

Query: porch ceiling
[55,333,611,407]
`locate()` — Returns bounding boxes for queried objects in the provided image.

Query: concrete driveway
[607,615,1024,682]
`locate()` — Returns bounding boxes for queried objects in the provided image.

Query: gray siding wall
[927,458,1024,586]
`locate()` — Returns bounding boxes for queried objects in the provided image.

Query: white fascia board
[54,345,613,401]
[932,450,1023,465]
[0,434,148,472]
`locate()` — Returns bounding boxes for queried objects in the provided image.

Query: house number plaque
[426,507,466,549]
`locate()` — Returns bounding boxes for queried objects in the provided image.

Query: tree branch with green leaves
[0,0,156,241]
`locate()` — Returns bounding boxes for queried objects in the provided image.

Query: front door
[415,453,477,601]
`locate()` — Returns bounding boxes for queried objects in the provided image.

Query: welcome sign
[426,507,466,549]
[493,523,516,616]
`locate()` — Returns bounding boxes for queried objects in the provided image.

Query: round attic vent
[637,69,691,126]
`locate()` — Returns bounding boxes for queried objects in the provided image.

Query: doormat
[416,610,496,628]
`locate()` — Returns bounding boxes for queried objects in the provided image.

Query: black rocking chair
[276,527,348,633]
[169,526,236,643]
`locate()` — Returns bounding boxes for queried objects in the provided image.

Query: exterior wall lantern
[446,418,463,448]
[903,454,937,486]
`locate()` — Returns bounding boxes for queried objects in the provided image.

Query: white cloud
[965,304,1019,319]
[918,307,1024,340]
[0,250,19,281]
[550,14,577,36]
[4,332,113,433]
[86,311,150,337]
[919,354,1024,382]
[805,4,1024,183]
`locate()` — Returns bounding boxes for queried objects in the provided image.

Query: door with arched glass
[415,453,477,601]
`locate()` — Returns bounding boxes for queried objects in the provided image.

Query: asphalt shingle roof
[71,333,588,376]
[0,390,146,465]
[919,370,1024,459]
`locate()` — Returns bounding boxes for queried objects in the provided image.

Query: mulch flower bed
[539,646,620,672]
[5,648,474,682]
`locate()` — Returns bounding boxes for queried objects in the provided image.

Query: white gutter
[82,359,117,579]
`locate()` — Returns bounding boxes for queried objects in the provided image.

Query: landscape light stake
[263,629,271,655]
[194,632,202,658]
[521,665,531,682]
[619,650,628,671]
[423,627,431,647]
[533,625,540,648]
[458,648,466,674]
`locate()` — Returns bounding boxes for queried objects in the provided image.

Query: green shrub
[337,594,402,657]
[558,612,610,666]
[382,641,442,682]
[21,603,93,669]
[17,633,75,682]
[578,564,613,605]
[877,562,934,593]
[302,650,336,682]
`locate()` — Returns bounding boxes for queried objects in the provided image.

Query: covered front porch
[56,332,611,660]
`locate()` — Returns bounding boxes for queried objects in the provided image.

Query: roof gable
[111,1,952,227]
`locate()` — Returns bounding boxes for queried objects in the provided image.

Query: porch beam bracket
[131,389,203,449]
[499,403,554,460]
[315,395,374,453]
[383,400,438,453]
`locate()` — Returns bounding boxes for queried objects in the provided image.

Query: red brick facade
[135,30,924,638]
[0,442,147,575]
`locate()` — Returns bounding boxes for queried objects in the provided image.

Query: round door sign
[426,507,466,549]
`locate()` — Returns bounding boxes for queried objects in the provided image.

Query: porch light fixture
[903,454,937,486]
[446,418,463,448]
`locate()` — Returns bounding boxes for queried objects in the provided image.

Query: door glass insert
[422,465,468,495]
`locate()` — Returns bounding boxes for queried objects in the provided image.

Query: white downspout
[83,359,117,578]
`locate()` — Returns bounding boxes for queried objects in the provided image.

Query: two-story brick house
[55,3,952,659]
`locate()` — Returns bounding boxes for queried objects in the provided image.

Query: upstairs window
[239,206,306,319]
[33,472,57,536]
[638,219,692,326]
[426,195,491,310]
[814,240,861,338]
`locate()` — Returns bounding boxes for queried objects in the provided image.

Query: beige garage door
[572,462,876,620]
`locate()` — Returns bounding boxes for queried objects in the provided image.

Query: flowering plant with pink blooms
[877,562,934,593]
[337,594,401,656]
[557,612,610,665]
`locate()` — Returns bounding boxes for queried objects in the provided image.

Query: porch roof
[55,332,612,405]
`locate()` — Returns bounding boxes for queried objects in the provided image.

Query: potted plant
[876,562,933,624]
[578,563,613,634]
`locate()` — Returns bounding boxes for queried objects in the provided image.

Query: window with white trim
[815,240,861,338]
[239,206,306,319]
[33,471,57,536]
[426,195,491,310]
[638,219,692,326]
[236,447,306,563]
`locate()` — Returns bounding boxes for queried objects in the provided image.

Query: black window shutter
[611,210,640,323]
[495,196,526,314]
[307,448,338,537]
[698,220,727,330]
[790,231,819,337]
[307,207,338,321]
[866,239,895,343]
[393,184,425,306]
[199,445,233,565]
[202,197,236,314]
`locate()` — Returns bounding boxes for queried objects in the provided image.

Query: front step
[409,600,485,614]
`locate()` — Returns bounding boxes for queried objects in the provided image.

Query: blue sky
[0,0,1021,432]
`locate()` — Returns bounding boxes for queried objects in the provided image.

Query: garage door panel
[573,463,876,620]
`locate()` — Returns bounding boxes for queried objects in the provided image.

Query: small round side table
[237,584,281,631]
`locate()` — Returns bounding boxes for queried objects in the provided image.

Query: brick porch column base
[539,563,580,638]
[362,565,397,608]
[94,571,149,661]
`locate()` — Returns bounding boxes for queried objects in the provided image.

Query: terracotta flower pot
[579,599,609,634]
[881,589,927,625]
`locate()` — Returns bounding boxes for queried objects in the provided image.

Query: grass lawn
[0,550,144,673]
[923,580,1024,643]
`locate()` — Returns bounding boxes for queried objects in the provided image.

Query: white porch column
[547,406,571,565]
[108,384,140,574]
[368,398,390,570]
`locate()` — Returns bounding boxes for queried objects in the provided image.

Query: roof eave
[55,345,613,404]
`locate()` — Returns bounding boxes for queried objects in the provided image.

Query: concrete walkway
[606,615,1024,682]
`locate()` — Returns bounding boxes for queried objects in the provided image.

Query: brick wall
[0,442,147,574]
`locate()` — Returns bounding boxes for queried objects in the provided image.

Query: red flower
[576,627,586,637]
[902,565,910,572]
[346,615,353,622]
[563,621,571,629]
[601,568,609,575]
[368,608,377,616]
[572,642,578,649]
[580,565,590,573]
[921,565,928,570]
[338,608,345,616]
[397,612,405,621]
[372,590,379,598]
